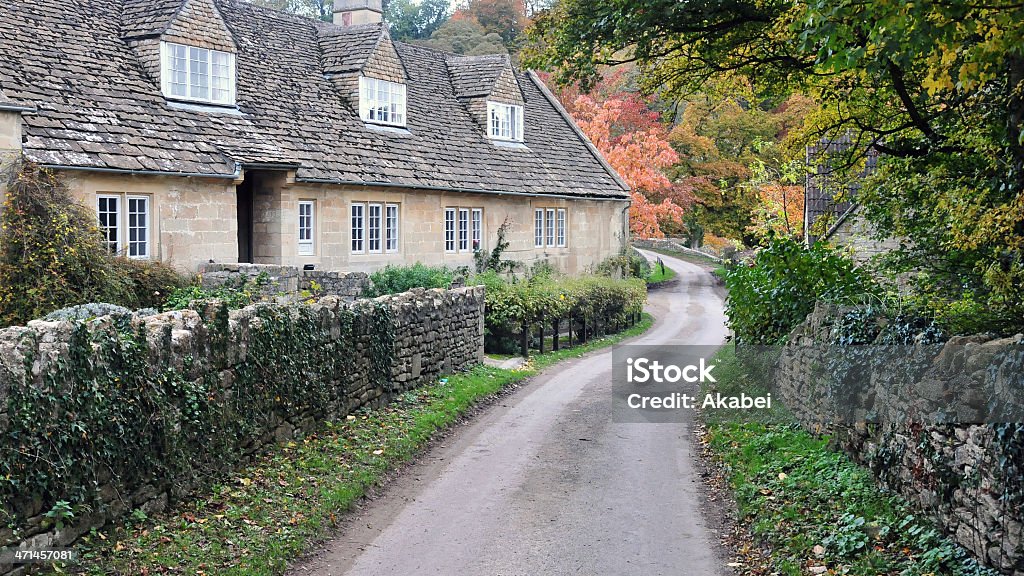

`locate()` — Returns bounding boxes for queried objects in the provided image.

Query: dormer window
[487,102,524,142]
[359,76,406,127]
[160,41,235,105]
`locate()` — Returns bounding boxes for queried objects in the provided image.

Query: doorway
[236,176,254,263]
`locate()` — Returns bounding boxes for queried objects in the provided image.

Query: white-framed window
[534,208,544,248]
[98,195,120,253]
[96,194,150,259]
[127,196,150,258]
[161,41,235,105]
[351,203,365,253]
[298,200,315,256]
[368,203,383,253]
[386,203,399,253]
[546,208,555,247]
[359,76,407,126]
[458,208,469,252]
[444,208,456,253]
[556,208,566,247]
[471,208,483,251]
[487,101,524,142]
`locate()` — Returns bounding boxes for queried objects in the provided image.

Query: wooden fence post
[538,313,545,354]
[552,318,560,351]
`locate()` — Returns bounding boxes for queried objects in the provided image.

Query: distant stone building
[0,0,630,274]
[804,135,897,261]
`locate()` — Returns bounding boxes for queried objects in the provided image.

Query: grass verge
[700,344,999,576]
[67,314,653,576]
[645,262,677,285]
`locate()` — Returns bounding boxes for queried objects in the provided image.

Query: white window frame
[97,194,151,259]
[351,203,365,253]
[359,76,407,127]
[444,208,457,253]
[298,200,315,256]
[471,208,483,251]
[97,194,121,254]
[458,208,470,252]
[546,208,556,247]
[368,203,383,253]
[126,195,151,259]
[556,208,566,248]
[487,101,524,142]
[534,208,544,248]
[160,41,235,105]
[385,203,399,253]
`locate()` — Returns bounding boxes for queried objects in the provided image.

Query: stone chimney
[333,0,383,26]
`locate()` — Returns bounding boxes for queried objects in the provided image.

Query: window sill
[491,140,529,151]
[365,123,411,136]
[167,100,244,115]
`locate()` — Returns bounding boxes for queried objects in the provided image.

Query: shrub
[723,237,877,344]
[595,249,651,279]
[163,273,270,311]
[0,163,188,326]
[475,271,647,353]
[363,263,457,297]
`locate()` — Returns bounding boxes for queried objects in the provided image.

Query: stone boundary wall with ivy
[198,263,371,300]
[772,305,1024,575]
[0,286,484,571]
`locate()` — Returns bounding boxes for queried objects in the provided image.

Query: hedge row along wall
[773,304,1024,576]
[0,286,484,566]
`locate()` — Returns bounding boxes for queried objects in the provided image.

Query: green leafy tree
[248,0,332,21]
[420,18,507,55]
[525,0,1024,328]
[386,0,451,41]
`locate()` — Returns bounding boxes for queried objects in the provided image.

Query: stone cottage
[0,0,631,274]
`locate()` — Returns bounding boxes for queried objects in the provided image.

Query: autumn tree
[453,0,528,46]
[571,95,687,239]
[526,1,1024,327]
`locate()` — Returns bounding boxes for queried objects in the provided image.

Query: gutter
[0,103,36,113]
[295,177,629,202]
[40,162,242,180]
[526,70,632,195]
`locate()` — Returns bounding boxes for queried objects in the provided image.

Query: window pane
[360,76,406,126]
[471,209,482,251]
[127,196,149,259]
[351,204,364,252]
[368,204,382,252]
[546,208,555,246]
[458,208,469,251]
[97,196,120,253]
[189,47,210,100]
[298,201,314,255]
[444,208,456,252]
[168,44,188,98]
[534,209,544,248]
[211,51,232,103]
[557,209,566,247]
[386,204,399,252]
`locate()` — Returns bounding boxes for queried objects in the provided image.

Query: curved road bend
[290,250,730,576]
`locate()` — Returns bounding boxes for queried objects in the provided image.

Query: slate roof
[447,54,510,99]
[804,135,879,243]
[120,0,185,38]
[317,22,385,74]
[0,0,629,199]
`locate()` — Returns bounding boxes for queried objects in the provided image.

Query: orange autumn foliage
[571,95,687,238]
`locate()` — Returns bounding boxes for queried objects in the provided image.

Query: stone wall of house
[826,205,901,264]
[0,286,484,573]
[772,305,1024,575]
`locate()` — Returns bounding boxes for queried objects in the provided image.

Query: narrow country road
[290,250,730,576]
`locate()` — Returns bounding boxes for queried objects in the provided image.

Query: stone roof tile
[0,0,628,198]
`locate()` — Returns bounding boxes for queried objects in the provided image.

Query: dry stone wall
[773,304,1024,575]
[0,287,484,573]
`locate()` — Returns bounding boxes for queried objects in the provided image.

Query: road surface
[290,250,730,576]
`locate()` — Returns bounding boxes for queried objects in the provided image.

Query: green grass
[69,314,653,576]
[701,344,999,576]
[645,262,677,284]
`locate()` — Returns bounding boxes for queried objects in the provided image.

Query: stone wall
[0,286,484,573]
[198,262,371,299]
[772,304,1024,575]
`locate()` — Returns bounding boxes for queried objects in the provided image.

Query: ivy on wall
[0,298,396,538]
